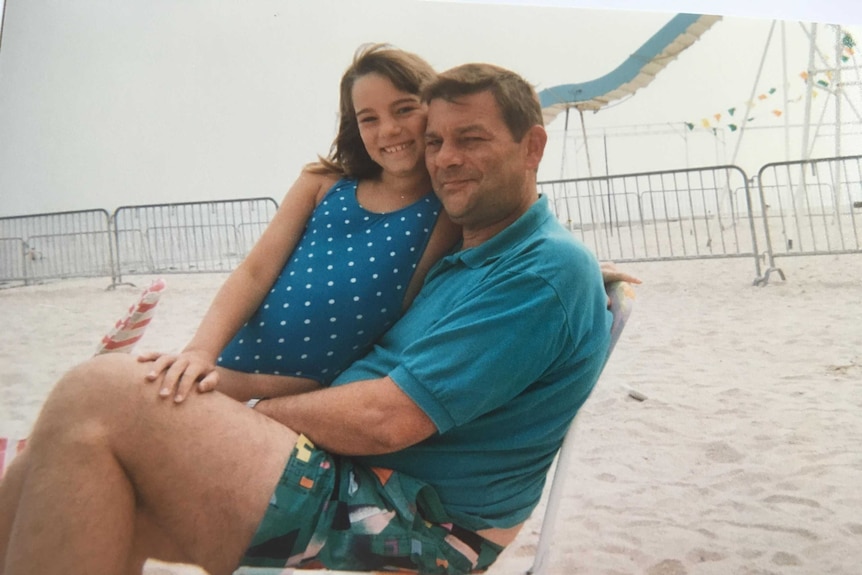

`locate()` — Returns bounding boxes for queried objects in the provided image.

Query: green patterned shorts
[241,435,503,574]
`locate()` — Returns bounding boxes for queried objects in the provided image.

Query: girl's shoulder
[295,169,349,205]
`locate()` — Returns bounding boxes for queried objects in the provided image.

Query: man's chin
[439,201,471,224]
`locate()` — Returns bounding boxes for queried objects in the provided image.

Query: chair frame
[527,280,634,575]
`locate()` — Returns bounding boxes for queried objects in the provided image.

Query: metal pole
[603,132,614,232]
[835,26,843,161]
[800,23,817,163]
[559,107,570,180]
[834,27,843,222]
[561,108,572,228]
[730,20,777,166]
[795,23,818,215]
[781,21,791,162]
[0,0,8,57]
[578,108,611,257]
[578,108,595,180]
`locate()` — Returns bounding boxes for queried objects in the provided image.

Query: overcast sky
[1,0,861,217]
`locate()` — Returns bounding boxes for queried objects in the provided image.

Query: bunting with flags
[685,85,787,132]
[841,31,856,62]
[685,28,857,134]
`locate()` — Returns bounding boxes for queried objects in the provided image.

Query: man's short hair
[421,63,543,142]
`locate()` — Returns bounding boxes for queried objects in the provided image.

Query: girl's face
[352,73,428,178]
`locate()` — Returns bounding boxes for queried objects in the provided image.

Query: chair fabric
[97,278,166,354]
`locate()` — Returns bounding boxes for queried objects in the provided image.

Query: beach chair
[1,281,635,575]
[527,280,635,575]
[0,438,28,481]
[97,278,166,354]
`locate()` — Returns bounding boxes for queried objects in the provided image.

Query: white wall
[1,1,860,216]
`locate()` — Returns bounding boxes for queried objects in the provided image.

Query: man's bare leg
[0,440,160,572]
[1,353,298,575]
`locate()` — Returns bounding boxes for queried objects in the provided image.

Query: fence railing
[538,165,764,282]
[0,210,114,284]
[3,158,860,289]
[754,155,862,282]
[0,199,278,287]
[112,198,278,282]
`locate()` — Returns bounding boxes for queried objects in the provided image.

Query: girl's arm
[401,211,461,309]
[141,169,339,402]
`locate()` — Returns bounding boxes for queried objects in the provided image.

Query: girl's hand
[601,262,642,286]
[137,350,220,403]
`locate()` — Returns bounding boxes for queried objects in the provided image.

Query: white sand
[1,255,861,574]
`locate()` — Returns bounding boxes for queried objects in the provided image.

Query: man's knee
[62,353,146,393]
[41,354,148,426]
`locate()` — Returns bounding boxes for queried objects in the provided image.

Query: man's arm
[253,375,437,456]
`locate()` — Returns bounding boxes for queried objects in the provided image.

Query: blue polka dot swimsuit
[217,178,443,385]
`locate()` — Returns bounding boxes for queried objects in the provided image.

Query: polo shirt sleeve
[388,271,576,434]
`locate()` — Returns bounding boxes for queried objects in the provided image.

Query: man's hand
[251,376,436,456]
[138,349,219,403]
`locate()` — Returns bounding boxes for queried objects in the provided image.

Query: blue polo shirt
[331,195,611,530]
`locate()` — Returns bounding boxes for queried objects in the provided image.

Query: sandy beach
[1,254,861,574]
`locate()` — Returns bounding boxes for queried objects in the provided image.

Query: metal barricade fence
[4,159,859,289]
[111,198,279,283]
[755,155,862,282]
[0,210,114,286]
[538,165,765,282]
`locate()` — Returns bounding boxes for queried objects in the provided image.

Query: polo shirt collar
[452,194,552,269]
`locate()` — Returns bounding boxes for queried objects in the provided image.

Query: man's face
[424,91,542,238]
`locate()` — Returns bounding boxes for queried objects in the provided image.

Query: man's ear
[523,125,547,170]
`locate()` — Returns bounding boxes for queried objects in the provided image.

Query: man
[0,64,611,575]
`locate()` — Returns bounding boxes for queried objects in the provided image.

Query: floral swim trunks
[240,435,503,574]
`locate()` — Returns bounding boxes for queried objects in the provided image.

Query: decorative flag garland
[685,29,856,133]
[686,86,802,133]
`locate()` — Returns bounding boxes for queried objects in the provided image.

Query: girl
[143,44,460,403]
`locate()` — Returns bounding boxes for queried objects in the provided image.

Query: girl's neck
[377,168,432,199]
[356,168,433,214]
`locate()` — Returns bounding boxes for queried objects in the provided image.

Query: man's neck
[461,193,538,250]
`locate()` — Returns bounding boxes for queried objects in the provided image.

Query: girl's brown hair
[308,44,436,179]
